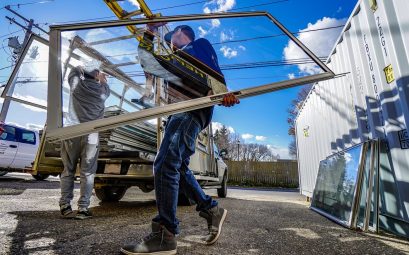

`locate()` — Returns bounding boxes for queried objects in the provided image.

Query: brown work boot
[120,221,177,255]
[199,206,228,245]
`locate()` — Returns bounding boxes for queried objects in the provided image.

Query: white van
[0,123,41,178]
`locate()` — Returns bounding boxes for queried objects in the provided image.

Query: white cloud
[238,45,246,51]
[146,119,157,126]
[62,31,77,40]
[211,121,235,134]
[198,19,221,38]
[83,28,136,62]
[283,17,346,75]
[344,152,352,163]
[127,0,140,8]
[336,6,342,13]
[220,46,238,59]
[255,136,267,141]
[21,104,46,113]
[204,0,236,13]
[211,19,221,28]
[13,94,47,112]
[288,73,295,79]
[26,123,44,131]
[85,28,108,39]
[242,133,254,140]
[198,26,209,38]
[220,31,235,42]
[267,144,291,159]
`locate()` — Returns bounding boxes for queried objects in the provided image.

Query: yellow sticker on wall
[384,64,395,84]
[303,126,309,137]
[369,0,378,12]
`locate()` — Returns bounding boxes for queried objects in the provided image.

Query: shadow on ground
[5,197,409,255]
[0,176,63,196]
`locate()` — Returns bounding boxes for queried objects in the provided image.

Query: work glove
[221,93,240,107]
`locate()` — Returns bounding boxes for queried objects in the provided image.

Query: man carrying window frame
[121,23,239,255]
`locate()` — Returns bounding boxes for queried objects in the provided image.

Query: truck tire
[0,171,7,176]
[217,171,228,198]
[32,173,50,181]
[95,186,127,202]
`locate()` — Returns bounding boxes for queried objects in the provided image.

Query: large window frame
[0,35,49,123]
[46,11,335,142]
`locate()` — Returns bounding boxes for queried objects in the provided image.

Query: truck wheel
[0,171,7,176]
[178,192,196,206]
[32,173,50,181]
[95,186,127,202]
[217,171,228,198]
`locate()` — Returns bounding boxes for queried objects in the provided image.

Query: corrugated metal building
[295,0,409,236]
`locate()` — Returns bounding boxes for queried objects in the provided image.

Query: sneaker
[120,221,177,255]
[60,204,74,218]
[199,206,227,245]
[75,209,93,220]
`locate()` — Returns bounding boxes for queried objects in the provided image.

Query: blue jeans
[152,112,217,234]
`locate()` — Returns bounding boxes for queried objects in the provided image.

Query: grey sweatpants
[59,133,99,210]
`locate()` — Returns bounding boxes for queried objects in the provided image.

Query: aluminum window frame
[310,139,380,230]
[0,34,49,122]
[310,142,368,228]
[46,11,335,141]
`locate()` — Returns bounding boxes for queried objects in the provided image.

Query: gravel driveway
[1,173,408,255]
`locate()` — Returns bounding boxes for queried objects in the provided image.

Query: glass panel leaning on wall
[311,139,380,231]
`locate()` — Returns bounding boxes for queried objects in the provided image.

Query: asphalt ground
[1,173,409,255]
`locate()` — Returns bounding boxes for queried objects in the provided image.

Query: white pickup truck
[0,123,48,180]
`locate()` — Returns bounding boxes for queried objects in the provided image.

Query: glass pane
[311,144,363,225]
[58,15,326,128]
[368,141,379,230]
[10,39,49,107]
[0,125,17,141]
[357,142,373,228]
[21,130,36,145]
[5,100,46,130]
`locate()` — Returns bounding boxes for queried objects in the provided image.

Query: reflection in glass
[311,144,363,225]
[5,100,46,130]
[10,40,49,107]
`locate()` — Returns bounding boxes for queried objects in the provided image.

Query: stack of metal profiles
[99,108,157,154]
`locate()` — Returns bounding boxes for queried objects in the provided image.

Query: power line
[212,24,345,45]
[41,0,290,25]
[0,0,54,10]
[230,0,289,11]
[152,1,207,12]
[0,64,15,71]
[0,29,24,39]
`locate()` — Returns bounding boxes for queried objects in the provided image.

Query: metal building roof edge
[295,0,363,123]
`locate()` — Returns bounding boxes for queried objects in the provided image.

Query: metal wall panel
[296,0,409,235]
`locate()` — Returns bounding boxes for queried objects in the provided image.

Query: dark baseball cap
[164,25,195,43]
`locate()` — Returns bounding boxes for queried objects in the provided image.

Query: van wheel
[217,171,228,198]
[0,171,7,176]
[32,173,50,181]
[95,186,127,202]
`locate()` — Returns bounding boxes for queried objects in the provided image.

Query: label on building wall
[369,0,378,12]
[303,126,309,137]
[398,129,409,149]
[384,64,395,84]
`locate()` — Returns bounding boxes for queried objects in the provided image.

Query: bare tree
[287,84,312,159]
[288,140,297,159]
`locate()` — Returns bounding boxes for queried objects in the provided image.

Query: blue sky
[0,0,358,158]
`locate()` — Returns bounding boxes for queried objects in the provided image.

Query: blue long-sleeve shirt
[180,38,224,129]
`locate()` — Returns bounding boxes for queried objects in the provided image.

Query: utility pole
[0,5,48,122]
